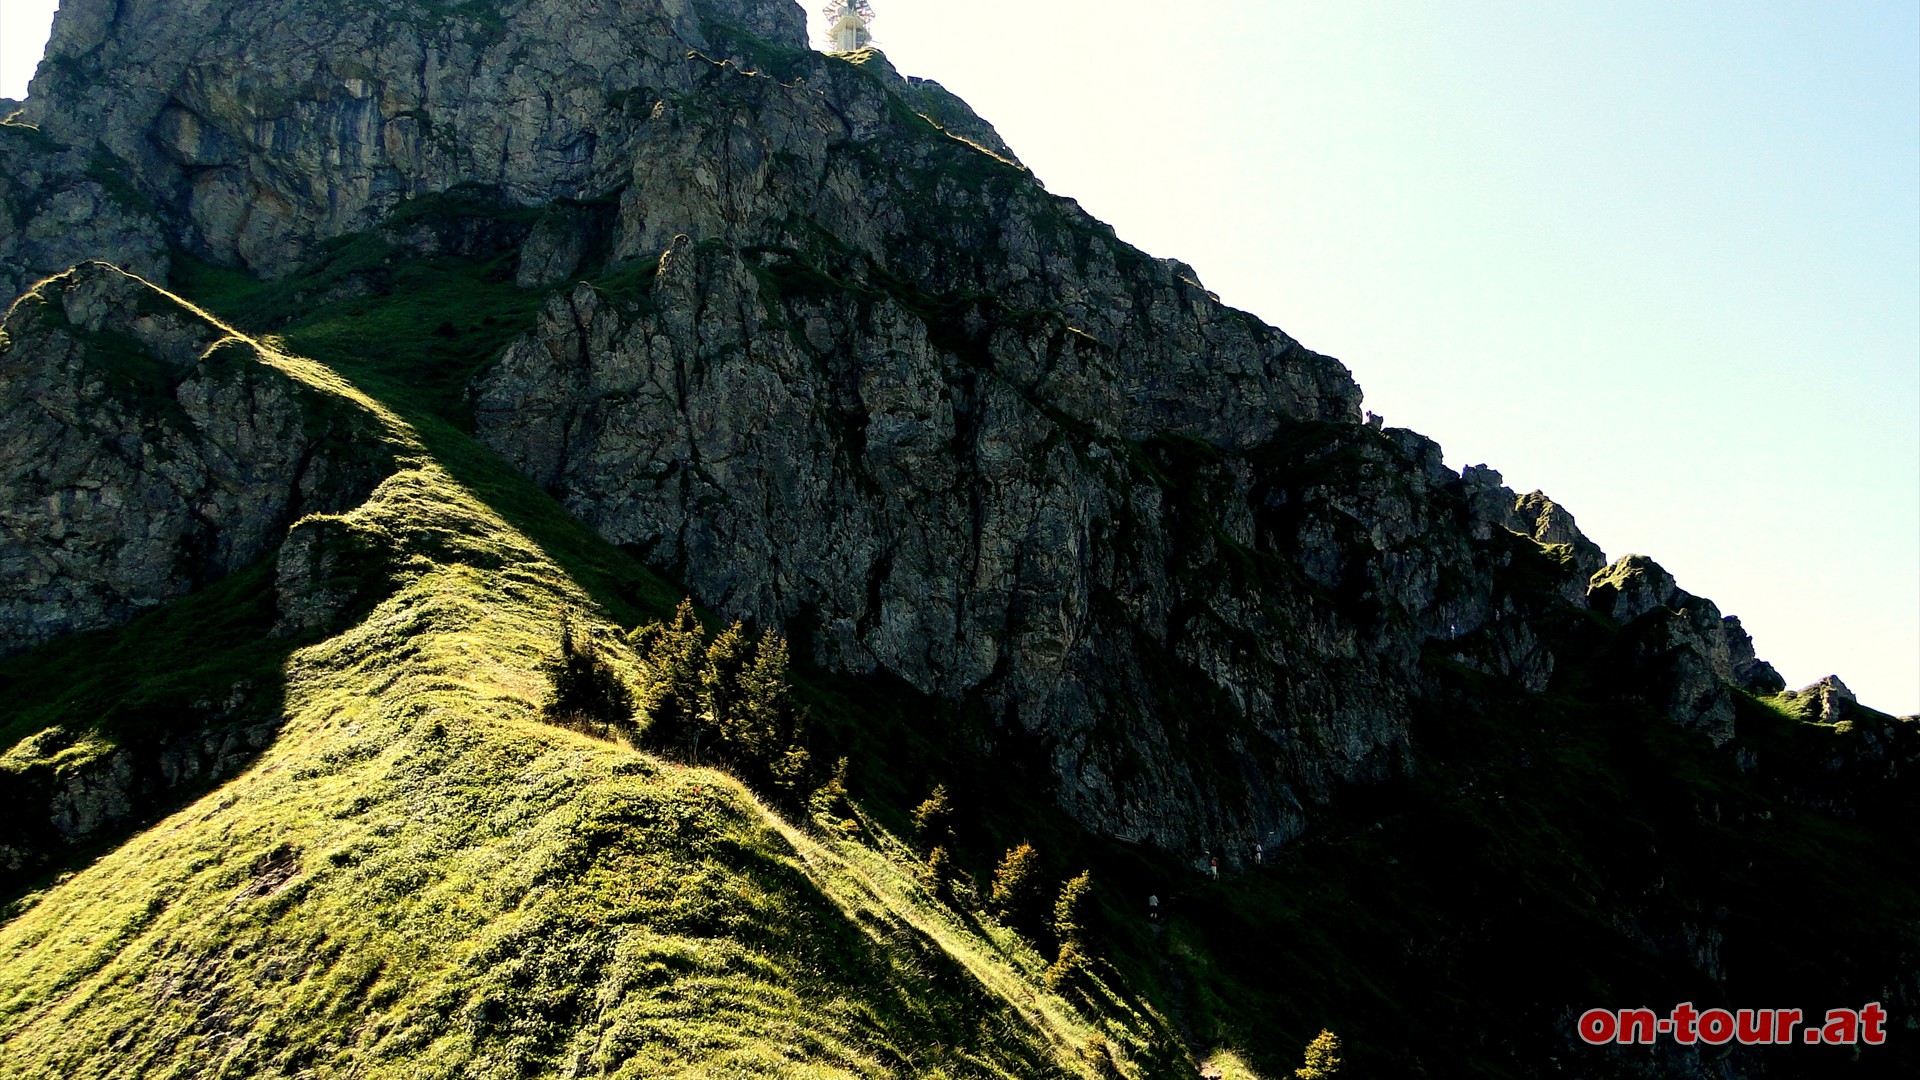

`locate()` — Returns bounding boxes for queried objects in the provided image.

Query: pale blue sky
[4,2,1915,711]
[0,2,56,103]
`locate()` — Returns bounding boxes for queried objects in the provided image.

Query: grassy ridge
[0,265,1181,1077]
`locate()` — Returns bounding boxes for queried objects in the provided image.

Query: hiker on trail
[1209,856,1219,881]
[1147,894,1160,922]
[1253,841,1263,867]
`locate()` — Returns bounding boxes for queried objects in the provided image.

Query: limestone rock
[1512,490,1606,589]
[0,263,395,654]
[1456,466,1605,608]
[1,681,280,885]
[14,0,807,278]
[0,0,1819,853]
[1586,554,1792,745]
[475,226,1584,848]
[1722,615,1786,694]
[901,74,1025,168]
[1790,675,1858,724]
[46,747,136,839]
[514,200,614,288]
[272,514,392,638]
[0,121,170,303]
[1590,554,1681,623]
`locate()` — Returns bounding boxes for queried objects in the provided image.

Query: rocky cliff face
[0,121,170,302]
[1587,553,1786,746]
[0,0,1817,859]
[0,263,394,655]
[0,263,400,881]
[16,0,802,279]
[0,677,282,879]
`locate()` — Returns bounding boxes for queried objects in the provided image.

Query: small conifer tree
[1044,940,1088,992]
[768,742,812,799]
[911,784,954,848]
[989,842,1046,935]
[920,845,953,901]
[702,620,753,753]
[810,757,858,837]
[740,631,810,796]
[630,599,705,751]
[1295,1029,1343,1079]
[737,631,791,758]
[1045,870,1096,991]
[628,601,812,796]
[1052,870,1094,946]
[544,612,634,737]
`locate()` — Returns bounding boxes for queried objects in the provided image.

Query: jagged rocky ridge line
[0,0,1840,860]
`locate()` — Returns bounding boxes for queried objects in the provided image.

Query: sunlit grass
[1199,1048,1268,1080]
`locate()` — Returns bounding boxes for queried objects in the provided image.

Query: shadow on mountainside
[0,561,298,909]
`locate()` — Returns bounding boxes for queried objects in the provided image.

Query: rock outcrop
[10,0,806,281]
[0,121,170,302]
[0,263,394,654]
[1784,674,1858,724]
[1460,465,1607,606]
[0,679,280,878]
[473,225,1612,850]
[1586,554,1786,745]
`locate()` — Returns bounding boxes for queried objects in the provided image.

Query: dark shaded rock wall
[0,263,393,654]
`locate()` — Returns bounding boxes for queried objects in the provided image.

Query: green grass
[174,244,540,430]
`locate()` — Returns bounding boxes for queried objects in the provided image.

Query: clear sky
[0,1,57,103]
[4,2,1916,712]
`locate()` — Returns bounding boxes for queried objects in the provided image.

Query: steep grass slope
[0,274,1180,1078]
